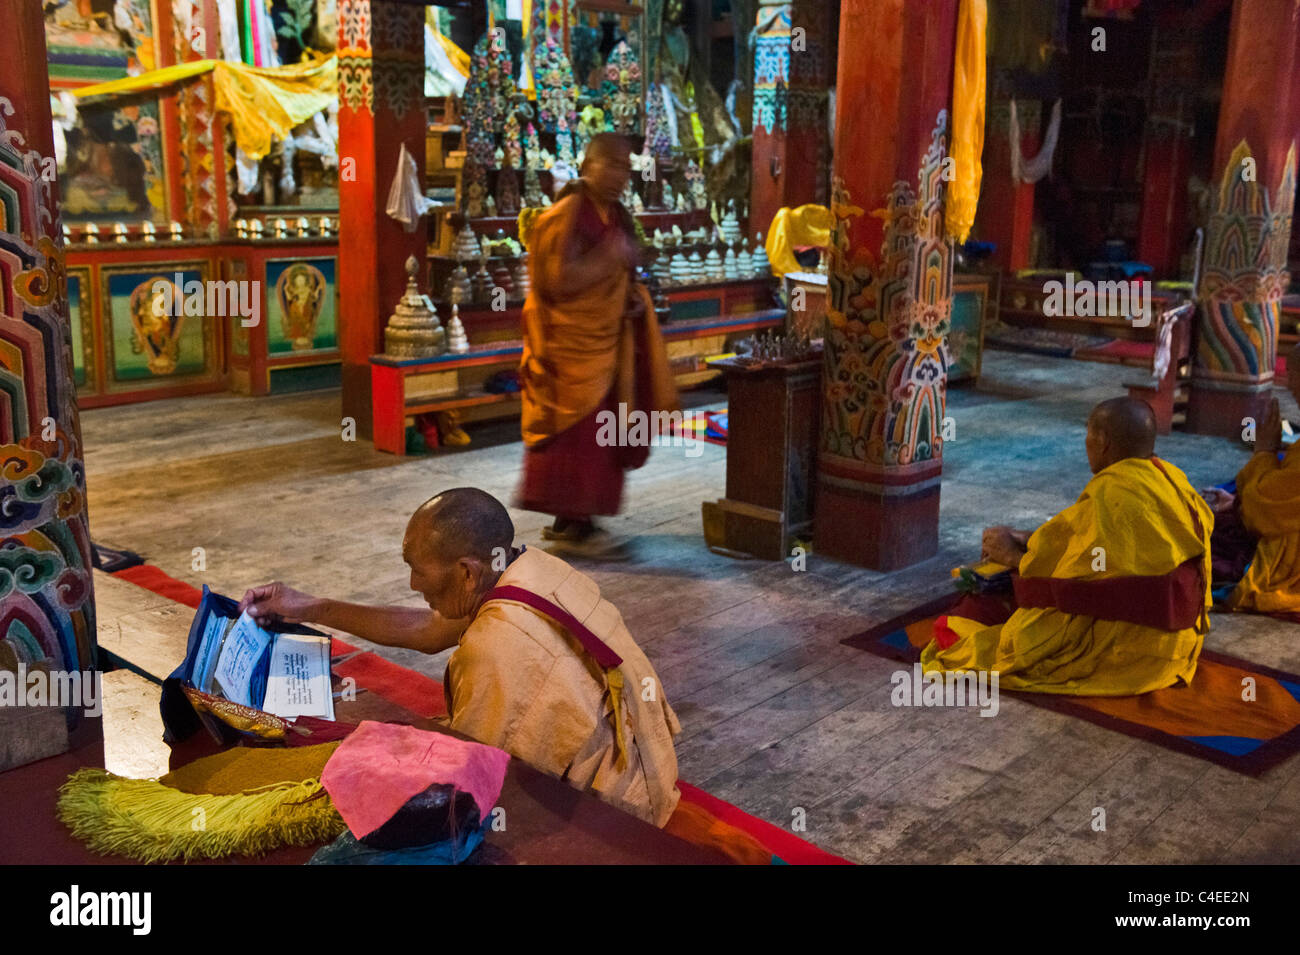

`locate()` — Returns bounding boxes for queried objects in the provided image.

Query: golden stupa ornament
[384,256,446,358]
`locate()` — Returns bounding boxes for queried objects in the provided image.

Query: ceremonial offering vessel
[719,206,743,247]
[444,263,472,304]
[512,255,531,298]
[492,265,514,296]
[384,256,445,358]
[249,220,264,238]
[83,223,99,244]
[724,247,740,280]
[737,238,753,276]
[318,216,333,236]
[168,221,184,240]
[471,257,493,304]
[688,250,704,284]
[752,233,771,277]
[669,252,689,286]
[295,216,311,237]
[705,247,724,281]
[112,222,129,243]
[446,304,469,354]
[272,218,289,238]
[452,223,480,261]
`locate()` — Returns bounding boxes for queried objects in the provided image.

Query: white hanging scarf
[1010,98,1061,184]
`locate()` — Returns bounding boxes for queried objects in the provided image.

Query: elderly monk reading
[239,488,682,827]
[1228,346,1300,615]
[923,398,1214,695]
[518,132,678,548]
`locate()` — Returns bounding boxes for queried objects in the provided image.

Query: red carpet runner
[109,565,850,865]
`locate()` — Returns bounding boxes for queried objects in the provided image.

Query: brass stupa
[384,256,446,358]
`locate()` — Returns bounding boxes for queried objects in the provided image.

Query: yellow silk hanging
[944,0,986,244]
[74,56,338,161]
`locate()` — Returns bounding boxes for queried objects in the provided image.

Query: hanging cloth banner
[1010,97,1062,184]
[73,56,337,161]
[944,0,987,244]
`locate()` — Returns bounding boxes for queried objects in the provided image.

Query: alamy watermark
[890,663,999,717]
[151,274,261,327]
[595,402,705,458]
[0,666,102,717]
[1042,274,1152,327]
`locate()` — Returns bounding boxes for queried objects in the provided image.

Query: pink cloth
[320,721,510,838]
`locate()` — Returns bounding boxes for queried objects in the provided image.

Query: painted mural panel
[66,267,90,388]
[103,266,211,381]
[267,257,338,354]
[45,0,168,223]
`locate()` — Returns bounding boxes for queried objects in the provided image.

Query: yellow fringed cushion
[57,767,346,864]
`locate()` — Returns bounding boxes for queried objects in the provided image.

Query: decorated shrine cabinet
[49,0,343,406]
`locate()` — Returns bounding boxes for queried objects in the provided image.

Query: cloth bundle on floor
[56,743,345,863]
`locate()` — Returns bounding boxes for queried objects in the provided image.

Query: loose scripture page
[212,611,273,707]
[262,633,335,720]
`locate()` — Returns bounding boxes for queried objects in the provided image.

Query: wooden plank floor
[83,352,1300,863]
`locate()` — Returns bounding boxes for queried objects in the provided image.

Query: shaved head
[1086,397,1157,472]
[408,487,514,564]
[580,132,632,173]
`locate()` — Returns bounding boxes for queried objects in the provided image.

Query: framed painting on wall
[66,266,94,392]
[101,264,216,387]
[266,257,338,355]
[949,274,993,386]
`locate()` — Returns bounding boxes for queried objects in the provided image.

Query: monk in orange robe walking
[517,133,677,548]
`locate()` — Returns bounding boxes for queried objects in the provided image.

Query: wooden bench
[369,308,787,454]
[997,276,1194,432]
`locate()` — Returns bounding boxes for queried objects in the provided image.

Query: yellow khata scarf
[73,56,338,161]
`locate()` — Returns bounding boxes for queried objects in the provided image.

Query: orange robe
[1229,443,1300,614]
[445,547,682,827]
[519,186,677,448]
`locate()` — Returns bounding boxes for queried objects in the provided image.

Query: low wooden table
[1,572,731,865]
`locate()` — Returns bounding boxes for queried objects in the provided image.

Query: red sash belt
[1011,555,1204,630]
[481,584,630,770]
[484,585,623,667]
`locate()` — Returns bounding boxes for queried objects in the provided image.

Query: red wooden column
[979,98,1035,272]
[1,0,100,766]
[750,0,833,236]
[1187,0,1300,437]
[337,0,429,434]
[814,0,958,570]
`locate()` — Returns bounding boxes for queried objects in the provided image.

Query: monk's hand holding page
[239,581,319,629]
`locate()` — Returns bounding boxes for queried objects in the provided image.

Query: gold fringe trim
[56,768,346,864]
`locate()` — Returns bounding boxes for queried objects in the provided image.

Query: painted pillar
[0,0,100,768]
[337,0,429,435]
[750,0,833,237]
[815,0,958,571]
[1187,0,1300,437]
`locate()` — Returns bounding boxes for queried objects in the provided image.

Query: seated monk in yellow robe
[240,487,682,827]
[1228,349,1300,615]
[517,132,678,548]
[923,397,1214,696]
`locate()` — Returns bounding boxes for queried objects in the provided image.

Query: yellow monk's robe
[520,185,677,447]
[1229,442,1300,614]
[444,546,682,827]
[922,457,1214,695]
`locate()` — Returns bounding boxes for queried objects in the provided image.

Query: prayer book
[176,587,335,726]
